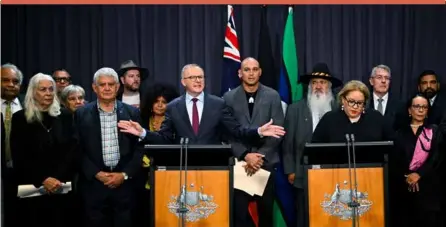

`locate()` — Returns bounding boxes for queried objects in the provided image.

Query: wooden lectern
[145,144,234,227]
[303,141,393,227]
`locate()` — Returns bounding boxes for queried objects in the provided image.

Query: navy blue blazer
[142,93,259,144]
[74,100,143,180]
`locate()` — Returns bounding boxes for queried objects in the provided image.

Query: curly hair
[140,83,180,127]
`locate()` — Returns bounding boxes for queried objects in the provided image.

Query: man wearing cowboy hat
[117,60,149,108]
[282,63,342,227]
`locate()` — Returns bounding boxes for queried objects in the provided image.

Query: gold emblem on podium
[167,183,219,222]
[320,180,373,220]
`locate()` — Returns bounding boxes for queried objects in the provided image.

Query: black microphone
[350,134,360,227]
[177,137,185,226]
[345,134,357,227]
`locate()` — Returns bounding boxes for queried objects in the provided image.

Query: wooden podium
[145,144,234,227]
[303,141,393,227]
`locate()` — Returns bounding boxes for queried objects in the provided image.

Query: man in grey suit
[282,63,342,227]
[223,57,284,227]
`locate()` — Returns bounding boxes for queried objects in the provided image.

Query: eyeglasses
[345,99,365,108]
[54,78,71,83]
[373,75,391,81]
[184,75,205,81]
[411,104,428,111]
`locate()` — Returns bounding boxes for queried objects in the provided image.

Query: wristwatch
[122,172,129,180]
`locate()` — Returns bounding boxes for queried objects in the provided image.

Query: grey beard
[308,92,333,117]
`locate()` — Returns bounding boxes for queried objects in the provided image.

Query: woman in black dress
[393,94,444,227]
[10,73,78,226]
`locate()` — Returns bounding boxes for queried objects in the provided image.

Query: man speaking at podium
[118,63,286,143]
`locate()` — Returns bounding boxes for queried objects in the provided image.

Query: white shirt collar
[430,95,437,106]
[373,92,388,102]
[185,92,204,103]
[1,97,20,105]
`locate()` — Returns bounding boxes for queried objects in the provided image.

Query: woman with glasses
[392,94,444,227]
[312,80,393,143]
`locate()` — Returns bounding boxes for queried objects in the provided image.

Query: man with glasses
[367,64,404,130]
[52,69,72,98]
[118,63,286,145]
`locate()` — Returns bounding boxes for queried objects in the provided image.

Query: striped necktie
[4,101,12,165]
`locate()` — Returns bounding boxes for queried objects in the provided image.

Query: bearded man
[282,63,343,227]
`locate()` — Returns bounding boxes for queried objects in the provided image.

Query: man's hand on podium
[118,120,144,137]
[258,119,286,138]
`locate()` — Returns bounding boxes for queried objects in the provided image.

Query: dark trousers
[295,188,306,227]
[133,167,151,227]
[233,167,275,227]
[17,193,75,226]
[2,168,18,227]
[82,179,136,227]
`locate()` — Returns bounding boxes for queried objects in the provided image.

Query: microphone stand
[177,138,187,227]
[350,134,360,227]
[345,134,357,227]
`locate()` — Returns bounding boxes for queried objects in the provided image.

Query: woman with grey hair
[60,84,86,113]
[10,73,77,226]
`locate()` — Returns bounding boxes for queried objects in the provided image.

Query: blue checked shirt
[98,102,120,168]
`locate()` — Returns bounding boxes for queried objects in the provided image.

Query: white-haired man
[74,67,143,227]
[282,63,342,227]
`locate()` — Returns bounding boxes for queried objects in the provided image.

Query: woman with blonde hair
[312,80,393,142]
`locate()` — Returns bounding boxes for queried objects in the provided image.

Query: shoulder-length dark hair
[405,93,431,126]
[140,83,179,126]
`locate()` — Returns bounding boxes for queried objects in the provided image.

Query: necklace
[410,124,423,128]
[39,121,52,132]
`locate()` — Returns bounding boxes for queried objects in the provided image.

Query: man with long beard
[282,63,342,227]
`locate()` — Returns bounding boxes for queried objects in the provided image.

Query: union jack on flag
[221,5,241,95]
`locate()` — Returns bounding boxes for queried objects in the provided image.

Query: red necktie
[192,98,199,134]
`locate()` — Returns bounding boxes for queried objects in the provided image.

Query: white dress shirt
[1,97,23,119]
[373,92,388,114]
[185,92,204,125]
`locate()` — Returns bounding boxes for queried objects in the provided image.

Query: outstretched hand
[259,119,286,138]
[118,120,144,137]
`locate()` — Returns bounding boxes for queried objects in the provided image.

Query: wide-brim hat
[117,60,149,81]
[299,63,343,88]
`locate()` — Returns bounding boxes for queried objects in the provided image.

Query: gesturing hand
[259,119,286,138]
[118,120,144,136]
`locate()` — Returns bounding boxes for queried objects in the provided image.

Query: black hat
[117,60,149,80]
[299,63,343,88]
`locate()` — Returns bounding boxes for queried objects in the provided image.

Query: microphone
[345,134,356,227]
[177,137,186,226]
[183,138,190,216]
[350,134,360,227]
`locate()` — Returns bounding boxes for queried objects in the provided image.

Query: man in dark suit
[282,63,342,227]
[417,70,445,125]
[367,64,405,131]
[223,57,284,227]
[1,63,25,227]
[75,67,143,227]
[118,63,285,144]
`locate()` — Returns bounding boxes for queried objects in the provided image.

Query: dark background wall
[2,5,446,101]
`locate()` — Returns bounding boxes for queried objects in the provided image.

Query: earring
[409,114,411,117]
[341,105,344,111]
[363,109,365,114]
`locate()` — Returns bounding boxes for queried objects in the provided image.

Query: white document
[233,159,270,196]
[17,182,72,198]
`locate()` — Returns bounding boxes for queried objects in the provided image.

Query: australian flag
[221,5,241,96]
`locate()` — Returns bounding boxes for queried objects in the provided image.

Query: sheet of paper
[17,182,72,198]
[233,159,270,196]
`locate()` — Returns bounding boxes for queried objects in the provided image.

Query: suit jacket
[74,100,143,181]
[428,91,446,125]
[282,99,337,188]
[10,108,77,187]
[1,113,5,179]
[223,84,284,167]
[142,93,259,144]
[367,94,405,131]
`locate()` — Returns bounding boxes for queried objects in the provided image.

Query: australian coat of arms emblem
[167,183,218,222]
[320,181,373,220]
